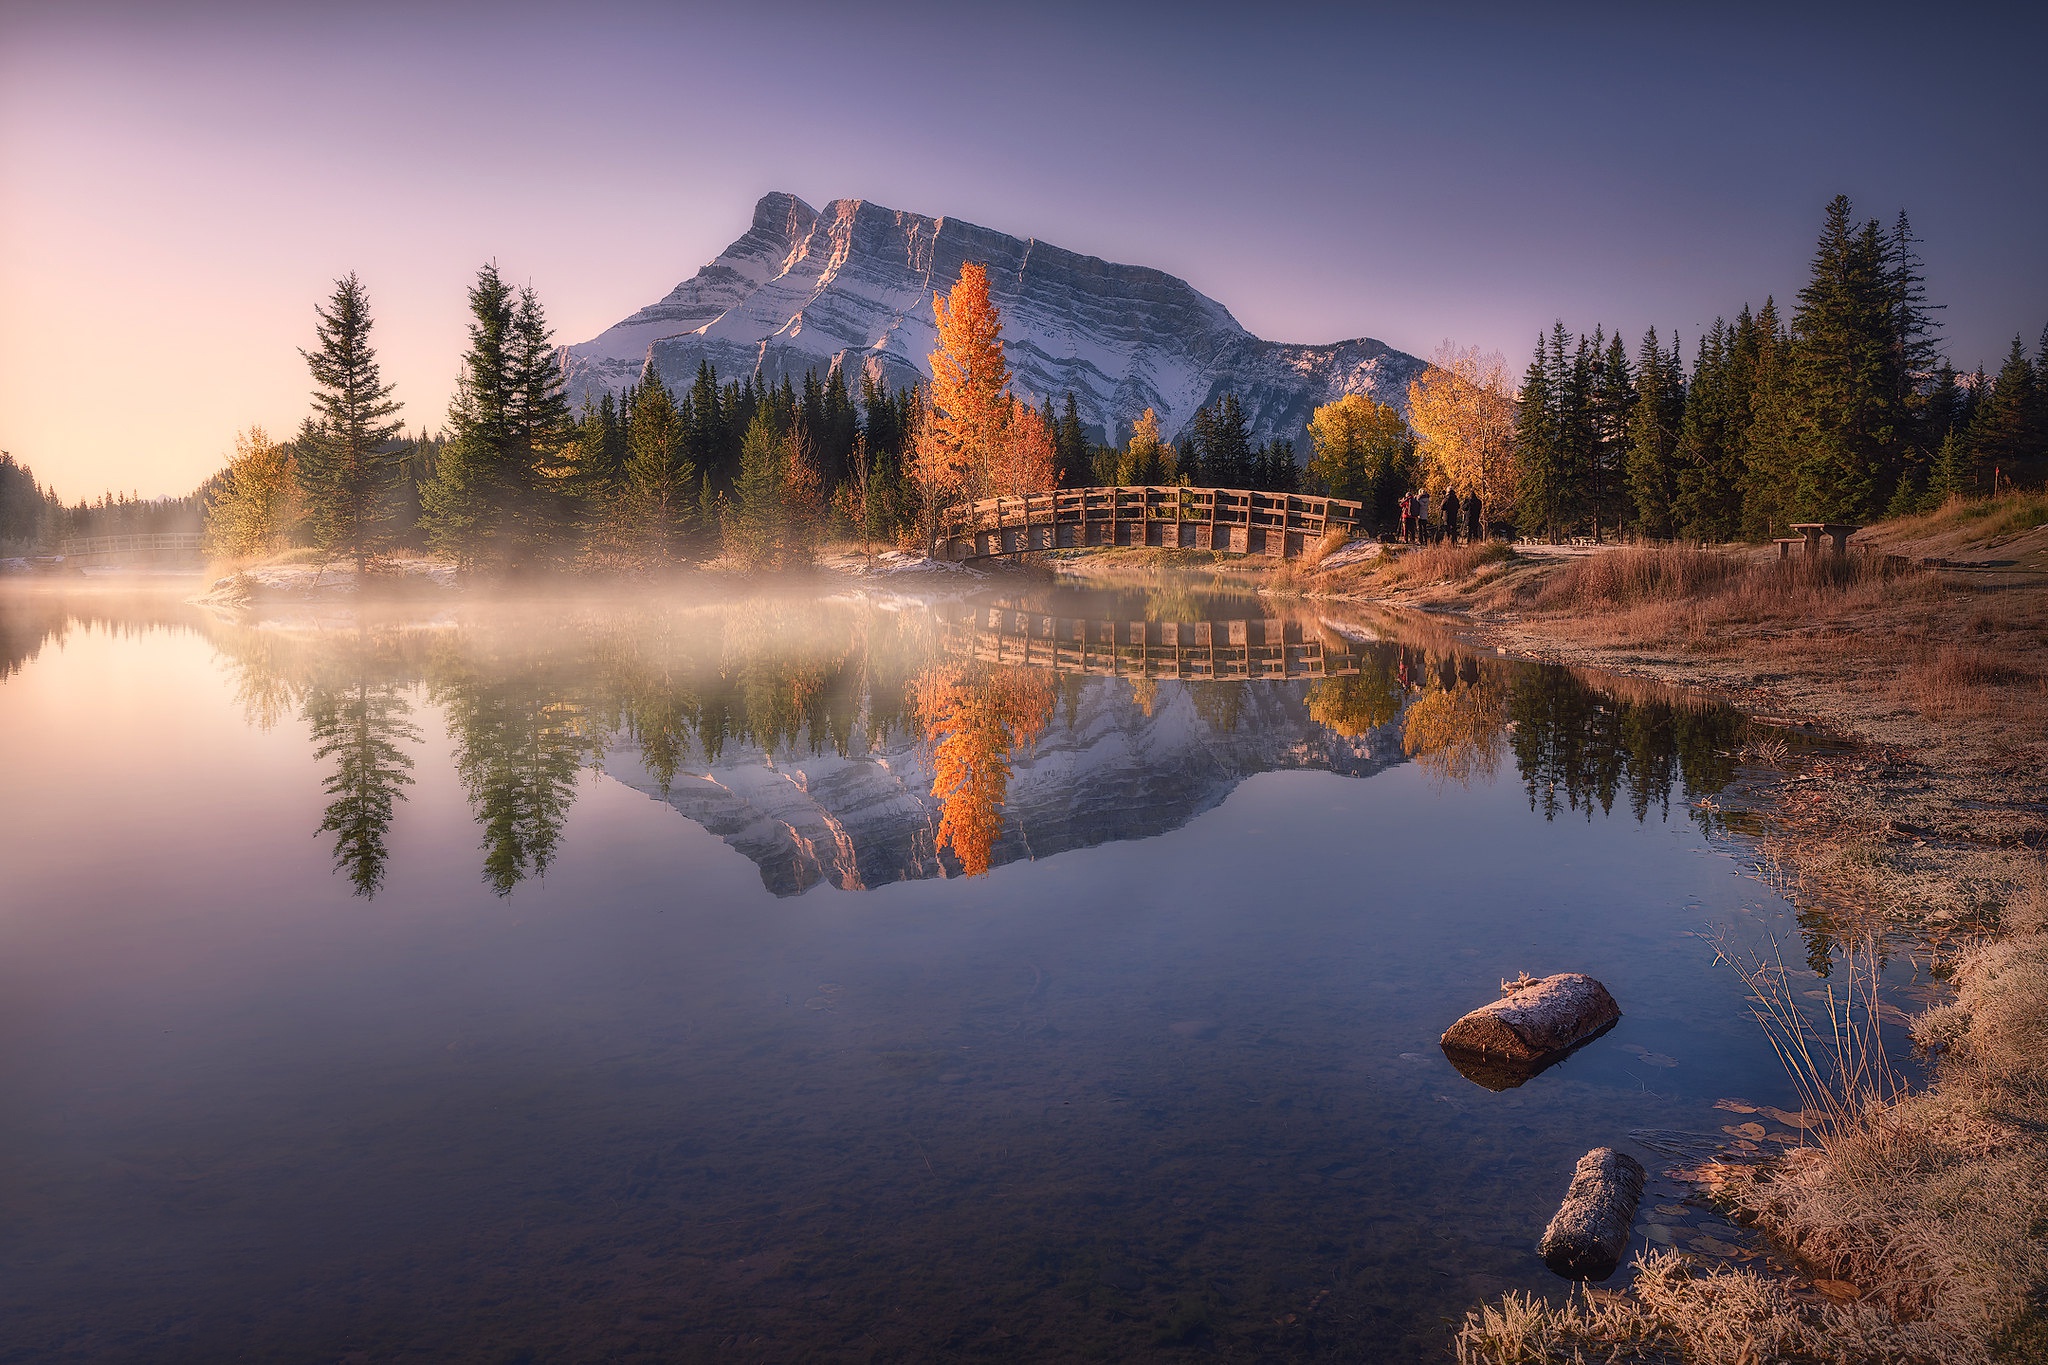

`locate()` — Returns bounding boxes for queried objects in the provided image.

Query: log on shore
[1439,973,1621,1064]
[1538,1147,1646,1281]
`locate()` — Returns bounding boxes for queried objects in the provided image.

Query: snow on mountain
[562,192,1427,449]
[602,674,1400,897]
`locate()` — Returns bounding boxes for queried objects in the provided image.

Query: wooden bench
[1774,538,1806,560]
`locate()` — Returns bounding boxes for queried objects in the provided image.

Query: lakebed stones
[1538,1147,1647,1280]
[1439,972,1622,1071]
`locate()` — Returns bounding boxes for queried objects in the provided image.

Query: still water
[0,581,1892,1361]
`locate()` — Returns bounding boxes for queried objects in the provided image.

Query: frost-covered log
[1538,1147,1645,1280]
[1439,972,1621,1063]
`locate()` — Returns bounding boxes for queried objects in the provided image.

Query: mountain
[602,675,1399,897]
[562,192,1427,449]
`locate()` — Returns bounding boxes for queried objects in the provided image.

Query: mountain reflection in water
[4,588,1751,901]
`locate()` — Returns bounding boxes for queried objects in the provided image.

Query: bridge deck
[943,608,1361,680]
[938,487,1361,562]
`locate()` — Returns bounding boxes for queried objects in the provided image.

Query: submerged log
[1538,1147,1646,1280]
[1439,973,1621,1064]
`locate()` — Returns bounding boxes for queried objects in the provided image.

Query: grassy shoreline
[1300,494,2048,1362]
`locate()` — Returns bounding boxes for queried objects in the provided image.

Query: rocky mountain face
[603,676,1400,897]
[562,192,1426,449]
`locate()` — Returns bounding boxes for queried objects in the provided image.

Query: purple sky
[3,0,2043,499]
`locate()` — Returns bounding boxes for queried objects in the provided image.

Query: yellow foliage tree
[994,396,1058,499]
[1306,670,1403,736]
[915,662,1056,876]
[1401,672,1508,785]
[203,426,300,561]
[1304,394,1414,519]
[1407,343,1520,529]
[924,263,1014,504]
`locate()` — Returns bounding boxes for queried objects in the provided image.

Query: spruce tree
[1673,321,1746,540]
[1207,395,1252,487]
[1055,392,1089,486]
[1626,328,1683,538]
[1591,328,1636,537]
[507,285,574,565]
[1924,431,1970,507]
[1514,332,1562,538]
[621,370,697,565]
[726,406,784,567]
[1972,336,2038,489]
[422,264,518,570]
[298,273,405,573]
[1783,196,1900,520]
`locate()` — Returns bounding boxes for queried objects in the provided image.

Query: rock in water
[1440,973,1621,1064]
[1539,1148,1646,1280]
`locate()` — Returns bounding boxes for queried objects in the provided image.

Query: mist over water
[0,580,1917,1361]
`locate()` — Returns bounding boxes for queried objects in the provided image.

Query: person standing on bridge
[1466,491,1482,543]
[1414,490,1430,545]
[1441,488,1461,546]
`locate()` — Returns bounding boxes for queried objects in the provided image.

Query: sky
[3,0,2045,500]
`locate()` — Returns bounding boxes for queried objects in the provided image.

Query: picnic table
[1784,523,1860,558]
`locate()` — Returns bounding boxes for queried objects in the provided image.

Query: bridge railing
[57,531,206,559]
[940,486,1364,541]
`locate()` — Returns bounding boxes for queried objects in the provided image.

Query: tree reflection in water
[149,595,1758,897]
[305,631,418,897]
[914,663,1056,876]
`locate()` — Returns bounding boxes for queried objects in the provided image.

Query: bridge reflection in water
[940,604,1362,680]
[937,486,1364,561]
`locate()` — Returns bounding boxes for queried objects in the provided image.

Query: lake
[0,579,1912,1361]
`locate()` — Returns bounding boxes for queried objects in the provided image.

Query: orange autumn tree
[914,662,1056,875]
[915,265,1057,540]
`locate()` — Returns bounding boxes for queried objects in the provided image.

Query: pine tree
[726,405,784,567]
[1055,391,1089,486]
[1782,196,1901,520]
[620,370,697,565]
[298,273,405,572]
[1514,332,1561,538]
[1971,336,2038,490]
[1625,328,1683,538]
[1673,321,1746,540]
[1207,394,1252,486]
[506,284,574,565]
[691,362,732,490]
[1741,298,1795,537]
[1924,431,1970,507]
[422,264,518,570]
[1588,328,1636,538]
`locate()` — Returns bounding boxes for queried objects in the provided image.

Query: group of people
[1397,489,1483,545]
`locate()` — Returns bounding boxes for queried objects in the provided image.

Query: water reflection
[307,632,418,896]
[3,590,1758,899]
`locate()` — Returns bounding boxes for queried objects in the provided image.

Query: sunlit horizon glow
[3,0,2043,500]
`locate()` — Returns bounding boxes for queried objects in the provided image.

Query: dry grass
[1521,547,1925,633]
[1874,488,2048,546]
[1378,539,1516,587]
[1901,643,2048,721]
[1460,875,2048,1365]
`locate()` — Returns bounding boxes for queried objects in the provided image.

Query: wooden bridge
[942,605,1362,680]
[937,487,1363,562]
[57,531,205,565]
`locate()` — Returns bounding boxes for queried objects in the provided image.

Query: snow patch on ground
[1315,539,1391,572]
[192,558,457,606]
